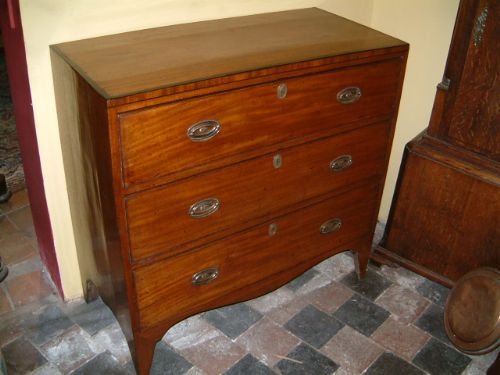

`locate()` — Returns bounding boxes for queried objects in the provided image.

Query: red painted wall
[0,0,63,296]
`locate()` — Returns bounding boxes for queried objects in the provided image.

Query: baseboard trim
[372,245,454,288]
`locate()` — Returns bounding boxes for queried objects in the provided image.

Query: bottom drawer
[134,183,379,328]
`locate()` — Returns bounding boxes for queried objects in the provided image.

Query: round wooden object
[444,267,500,354]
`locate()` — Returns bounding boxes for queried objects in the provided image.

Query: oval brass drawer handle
[330,155,353,172]
[188,197,220,218]
[337,86,362,104]
[192,267,219,286]
[320,218,342,235]
[187,120,221,142]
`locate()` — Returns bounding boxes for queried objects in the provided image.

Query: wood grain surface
[50,8,409,375]
[438,0,499,160]
[119,58,401,187]
[134,183,379,328]
[126,121,390,262]
[382,143,500,282]
[375,0,499,288]
[51,8,406,99]
[51,50,134,345]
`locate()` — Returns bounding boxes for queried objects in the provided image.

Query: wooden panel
[444,0,499,160]
[134,183,379,328]
[51,51,133,342]
[384,147,500,281]
[126,122,390,262]
[51,8,406,99]
[119,59,402,187]
[376,0,498,291]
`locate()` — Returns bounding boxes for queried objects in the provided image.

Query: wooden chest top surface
[51,8,406,99]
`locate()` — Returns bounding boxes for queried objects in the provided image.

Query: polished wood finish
[380,137,499,284]
[51,51,133,341]
[135,184,378,328]
[375,0,499,286]
[51,9,407,374]
[444,268,500,354]
[127,122,390,262]
[51,8,404,100]
[119,59,401,187]
[430,0,499,160]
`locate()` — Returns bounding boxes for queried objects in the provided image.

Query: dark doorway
[0,30,24,195]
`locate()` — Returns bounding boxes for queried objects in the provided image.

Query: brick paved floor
[0,191,498,374]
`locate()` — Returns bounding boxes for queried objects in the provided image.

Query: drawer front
[134,183,378,328]
[126,122,389,261]
[119,59,402,186]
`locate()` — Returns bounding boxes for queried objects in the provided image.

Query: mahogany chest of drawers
[51,8,408,374]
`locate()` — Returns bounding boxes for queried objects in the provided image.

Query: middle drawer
[125,121,389,262]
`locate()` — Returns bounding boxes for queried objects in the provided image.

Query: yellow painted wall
[371,0,460,222]
[19,0,458,298]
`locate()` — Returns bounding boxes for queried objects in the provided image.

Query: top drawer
[118,58,402,187]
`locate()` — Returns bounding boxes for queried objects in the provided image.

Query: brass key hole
[273,154,282,169]
[277,83,288,99]
[268,223,278,236]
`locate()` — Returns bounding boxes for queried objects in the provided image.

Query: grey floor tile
[3,222,497,375]
[314,252,355,281]
[90,322,131,364]
[71,351,131,375]
[415,303,450,343]
[124,360,137,375]
[25,304,74,345]
[150,343,192,375]
[333,294,389,336]
[284,305,343,349]
[469,349,499,372]
[286,269,319,292]
[413,338,471,375]
[378,264,426,290]
[224,354,275,375]
[67,298,116,336]
[340,268,392,300]
[416,279,450,306]
[364,352,424,375]
[5,256,43,279]
[0,312,25,347]
[2,337,47,374]
[321,325,383,374]
[30,363,64,375]
[177,332,246,374]
[203,303,263,339]
[275,343,338,375]
[40,326,96,373]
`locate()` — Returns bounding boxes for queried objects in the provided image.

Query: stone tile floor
[0,191,498,374]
